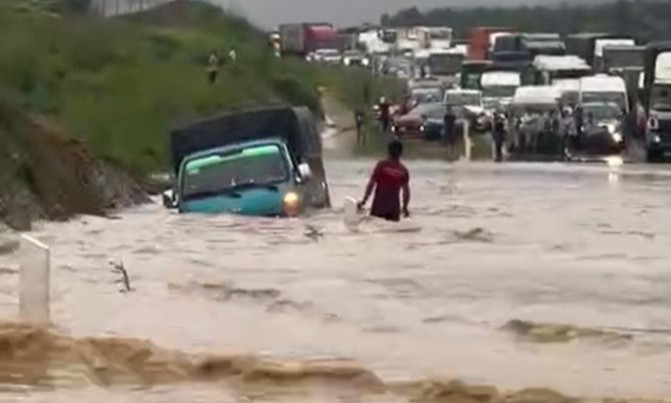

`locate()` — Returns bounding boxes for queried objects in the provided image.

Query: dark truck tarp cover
[169,105,321,175]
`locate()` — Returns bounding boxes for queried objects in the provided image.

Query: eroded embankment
[0,100,148,230]
[0,321,665,403]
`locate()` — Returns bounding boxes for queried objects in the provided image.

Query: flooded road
[2,159,671,402]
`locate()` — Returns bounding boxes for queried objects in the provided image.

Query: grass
[0,0,400,176]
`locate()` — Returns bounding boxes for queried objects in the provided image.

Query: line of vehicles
[157,25,671,220]
[272,22,671,162]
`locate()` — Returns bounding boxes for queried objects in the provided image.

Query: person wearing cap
[357,140,410,222]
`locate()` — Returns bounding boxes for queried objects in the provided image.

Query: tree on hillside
[380,0,671,41]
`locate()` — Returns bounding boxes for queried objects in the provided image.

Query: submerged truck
[163,106,331,216]
[279,23,337,57]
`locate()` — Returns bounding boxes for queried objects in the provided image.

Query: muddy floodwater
[2,159,671,402]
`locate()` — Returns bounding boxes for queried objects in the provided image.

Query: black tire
[647,148,661,163]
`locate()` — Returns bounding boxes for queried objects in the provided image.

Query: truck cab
[163,106,330,216]
[643,42,671,161]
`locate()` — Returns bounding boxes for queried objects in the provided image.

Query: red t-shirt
[370,159,409,218]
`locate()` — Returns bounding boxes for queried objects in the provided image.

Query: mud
[0,321,668,403]
[0,100,149,230]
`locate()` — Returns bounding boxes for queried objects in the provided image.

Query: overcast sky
[207,0,608,29]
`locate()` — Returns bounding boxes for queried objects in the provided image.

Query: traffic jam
[270,23,671,162]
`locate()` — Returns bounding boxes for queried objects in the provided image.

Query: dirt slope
[0,100,149,230]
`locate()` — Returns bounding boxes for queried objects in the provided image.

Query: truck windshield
[482,85,518,98]
[182,144,288,200]
[446,93,482,106]
[651,84,671,112]
[581,92,626,111]
[428,55,462,75]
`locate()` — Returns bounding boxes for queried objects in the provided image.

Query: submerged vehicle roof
[532,55,591,71]
[512,86,561,105]
[579,74,627,92]
[170,105,321,175]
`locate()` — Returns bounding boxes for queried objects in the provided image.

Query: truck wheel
[647,149,661,163]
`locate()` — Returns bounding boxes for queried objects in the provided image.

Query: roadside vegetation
[0,0,399,228]
[382,0,669,41]
[0,0,397,176]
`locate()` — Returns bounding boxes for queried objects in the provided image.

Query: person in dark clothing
[358,140,410,222]
[443,106,456,145]
[355,109,366,145]
[378,97,392,133]
[492,113,506,162]
[574,105,584,148]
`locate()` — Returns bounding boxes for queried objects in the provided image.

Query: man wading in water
[358,140,411,222]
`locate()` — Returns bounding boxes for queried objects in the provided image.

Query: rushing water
[2,158,671,402]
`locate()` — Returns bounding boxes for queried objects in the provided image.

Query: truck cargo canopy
[169,106,321,175]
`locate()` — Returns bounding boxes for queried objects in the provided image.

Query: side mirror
[162,189,177,209]
[298,163,312,180]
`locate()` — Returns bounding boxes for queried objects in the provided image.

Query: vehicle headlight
[419,125,425,132]
[611,132,622,143]
[362,58,370,66]
[391,125,397,132]
[652,134,661,143]
[344,58,350,65]
[283,192,300,216]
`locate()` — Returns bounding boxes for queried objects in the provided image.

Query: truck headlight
[362,58,370,66]
[652,134,661,143]
[611,132,622,143]
[419,125,425,132]
[283,192,300,216]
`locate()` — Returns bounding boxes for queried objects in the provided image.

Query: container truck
[279,23,337,57]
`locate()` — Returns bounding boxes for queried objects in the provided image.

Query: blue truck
[162,105,331,216]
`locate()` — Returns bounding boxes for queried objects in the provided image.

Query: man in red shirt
[358,140,410,221]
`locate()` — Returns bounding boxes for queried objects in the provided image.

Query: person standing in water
[358,140,410,222]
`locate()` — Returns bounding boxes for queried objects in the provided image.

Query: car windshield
[317,49,339,56]
[650,84,671,112]
[182,144,288,199]
[410,104,445,119]
[482,85,518,98]
[583,103,622,121]
[411,88,443,104]
[446,92,481,106]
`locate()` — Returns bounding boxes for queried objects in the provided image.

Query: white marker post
[463,120,472,161]
[19,235,50,326]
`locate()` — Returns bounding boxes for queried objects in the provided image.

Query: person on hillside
[357,140,411,222]
[228,47,237,64]
[207,50,220,85]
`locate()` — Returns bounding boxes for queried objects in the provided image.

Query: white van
[579,74,629,113]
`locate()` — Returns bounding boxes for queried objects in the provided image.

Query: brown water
[2,159,671,402]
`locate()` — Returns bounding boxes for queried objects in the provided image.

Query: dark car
[391,102,446,141]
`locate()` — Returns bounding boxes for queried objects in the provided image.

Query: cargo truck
[279,23,337,57]
[163,106,331,216]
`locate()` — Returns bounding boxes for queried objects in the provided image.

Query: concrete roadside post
[19,235,50,326]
